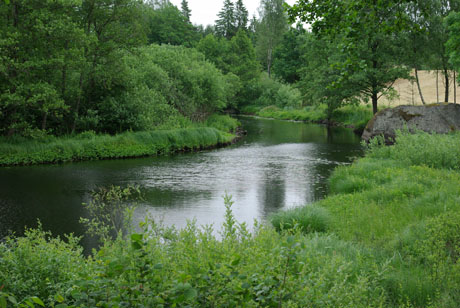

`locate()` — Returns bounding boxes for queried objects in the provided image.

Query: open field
[380,70,460,106]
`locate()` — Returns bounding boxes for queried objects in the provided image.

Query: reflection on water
[0,117,362,250]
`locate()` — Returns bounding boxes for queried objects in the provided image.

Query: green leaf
[24,300,35,308]
[184,288,197,301]
[55,294,65,303]
[130,233,143,242]
[31,297,45,307]
[55,305,68,308]
[8,296,17,305]
[4,0,10,4]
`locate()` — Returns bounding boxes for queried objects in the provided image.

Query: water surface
[0,117,362,248]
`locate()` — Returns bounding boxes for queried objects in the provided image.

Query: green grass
[0,127,234,166]
[243,104,373,129]
[0,114,238,166]
[271,131,460,307]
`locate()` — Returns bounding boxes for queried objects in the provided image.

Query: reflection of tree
[258,162,286,216]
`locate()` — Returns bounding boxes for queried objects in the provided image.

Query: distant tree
[215,0,236,38]
[288,0,411,114]
[425,0,460,102]
[297,34,359,120]
[272,25,307,83]
[146,2,199,46]
[197,34,230,73]
[181,0,191,23]
[234,0,249,31]
[256,0,289,77]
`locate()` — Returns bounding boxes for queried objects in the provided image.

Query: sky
[169,0,297,27]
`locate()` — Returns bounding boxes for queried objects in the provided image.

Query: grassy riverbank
[1,131,458,307]
[272,130,460,307]
[0,115,239,166]
[242,104,373,133]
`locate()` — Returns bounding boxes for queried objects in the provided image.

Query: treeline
[0,0,303,138]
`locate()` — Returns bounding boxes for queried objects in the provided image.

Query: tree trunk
[267,47,272,78]
[41,112,48,130]
[455,71,457,104]
[372,91,378,114]
[436,70,439,103]
[71,72,84,134]
[414,67,426,105]
[444,68,449,103]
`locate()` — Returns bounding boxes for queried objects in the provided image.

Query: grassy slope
[0,115,238,166]
[271,131,460,307]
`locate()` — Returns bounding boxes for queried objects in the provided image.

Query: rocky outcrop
[362,103,460,143]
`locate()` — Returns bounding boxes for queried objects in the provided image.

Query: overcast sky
[169,0,297,27]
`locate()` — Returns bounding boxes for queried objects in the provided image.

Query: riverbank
[1,131,458,307]
[241,104,373,134]
[0,115,240,166]
[271,130,460,307]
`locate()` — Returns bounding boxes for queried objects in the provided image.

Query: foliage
[248,104,372,129]
[80,185,140,243]
[287,0,411,114]
[256,0,289,77]
[146,1,199,46]
[205,114,240,133]
[215,0,236,38]
[1,198,389,308]
[253,74,302,109]
[272,26,307,84]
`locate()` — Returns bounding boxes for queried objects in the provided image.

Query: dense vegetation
[1,131,459,307]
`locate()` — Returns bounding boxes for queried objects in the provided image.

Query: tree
[234,0,249,31]
[425,0,460,102]
[288,0,411,114]
[146,2,199,46]
[297,33,359,120]
[181,0,191,23]
[215,0,236,38]
[256,0,289,77]
[272,25,307,83]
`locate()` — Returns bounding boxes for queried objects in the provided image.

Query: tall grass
[271,131,460,307]
[244,104,373,129]
[0,127,233,166]
[0,114,239,166]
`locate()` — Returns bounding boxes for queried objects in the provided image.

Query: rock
[362,103,460,143]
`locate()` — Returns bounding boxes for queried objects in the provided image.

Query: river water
[0,117,362,249]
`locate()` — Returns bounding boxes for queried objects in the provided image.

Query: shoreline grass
[0,115,239,166]
[270,131,460,307]
[241,104,373,133]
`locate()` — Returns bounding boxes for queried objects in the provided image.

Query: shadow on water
[0,117,362,251]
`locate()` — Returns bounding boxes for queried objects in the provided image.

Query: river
[0,117,362,249]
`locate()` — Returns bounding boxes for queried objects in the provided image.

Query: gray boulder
[362,103,460,143]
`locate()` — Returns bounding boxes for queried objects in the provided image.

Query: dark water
[0,117,362,248]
